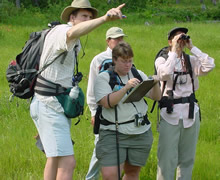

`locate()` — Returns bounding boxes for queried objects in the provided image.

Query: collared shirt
[87,47,112,116]
[155,46,215,128]
[35,22,80,113]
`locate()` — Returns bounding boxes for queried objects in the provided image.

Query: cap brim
[175,27,188,34]
[168,27,188,40]
[106,34,127,40]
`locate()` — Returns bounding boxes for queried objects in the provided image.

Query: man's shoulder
[47,24,71,36]
[54,23,71,29]
[91,50,112,64]
[94,50,110,59]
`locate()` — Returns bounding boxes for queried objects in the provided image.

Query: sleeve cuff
[190,46,202,56]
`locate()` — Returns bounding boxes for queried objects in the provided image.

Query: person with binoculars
[155,27,215,180]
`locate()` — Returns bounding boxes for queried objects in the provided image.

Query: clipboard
[123,79,156,103]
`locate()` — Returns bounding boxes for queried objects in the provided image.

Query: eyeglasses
[120,59,133,64]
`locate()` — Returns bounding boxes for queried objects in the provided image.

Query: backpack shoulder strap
[39,28,52,55]
[183,52,192,77]
[183,52,194,92]
[108,69,120,90]
[131,66,143,82]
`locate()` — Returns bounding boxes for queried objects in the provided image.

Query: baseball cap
[106,27,127,40]
[168,27,188,40]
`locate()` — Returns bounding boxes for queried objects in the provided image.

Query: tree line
[11,0,219,9]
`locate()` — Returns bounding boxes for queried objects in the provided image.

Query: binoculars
[72,72,83,86]
[179,34,190,40]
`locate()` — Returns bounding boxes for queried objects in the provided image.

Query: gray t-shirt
[94,69,151,135]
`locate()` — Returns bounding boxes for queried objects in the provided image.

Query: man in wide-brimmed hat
[30,0,126,179]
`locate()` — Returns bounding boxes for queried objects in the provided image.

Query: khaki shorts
[96,129,153,167]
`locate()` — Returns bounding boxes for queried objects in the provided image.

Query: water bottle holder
[56,87,84,118]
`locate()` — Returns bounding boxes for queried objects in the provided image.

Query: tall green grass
[0,20,219,179]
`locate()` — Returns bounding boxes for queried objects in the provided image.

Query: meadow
[0,16,220,179]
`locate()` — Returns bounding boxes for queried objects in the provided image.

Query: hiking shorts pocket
[30,96,39,122]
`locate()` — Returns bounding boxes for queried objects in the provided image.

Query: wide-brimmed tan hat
[106,27,127,40]
[61,0,98,22]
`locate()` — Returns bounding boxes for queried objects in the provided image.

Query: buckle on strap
[181,97,189,104]
[173,96,191,104]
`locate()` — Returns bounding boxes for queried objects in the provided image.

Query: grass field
[0,20,219,179]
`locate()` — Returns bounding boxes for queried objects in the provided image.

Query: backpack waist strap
[159,93,198,119]
[101,119,135,126]
[100,114,150,126]
[34,75,67,96]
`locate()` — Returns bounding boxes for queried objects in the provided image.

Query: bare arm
[99,78,140,108]
[91,116,95,126]
[67,4,125,42]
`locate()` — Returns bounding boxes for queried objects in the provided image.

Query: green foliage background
[1,0,220,25]
[0,0,220,180]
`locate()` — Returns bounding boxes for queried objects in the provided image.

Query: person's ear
[106,39,110,44]
[69,14,75,22]
[112,57,117,65]
[168,40,172,46]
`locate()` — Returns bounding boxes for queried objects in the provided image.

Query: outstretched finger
[116,3,125,10]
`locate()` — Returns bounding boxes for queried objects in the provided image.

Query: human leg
[101,165,124,180]
[157,117,181,180]
[56,155,76,180]
[44,157,58,180]
[44,155,76,180]
[176,113,200,180]
[86,134,101,180]
[122,161,141,180]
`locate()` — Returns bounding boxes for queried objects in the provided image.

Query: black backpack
[6,21,61,100]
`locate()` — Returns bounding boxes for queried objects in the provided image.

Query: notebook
[123,79,156,103]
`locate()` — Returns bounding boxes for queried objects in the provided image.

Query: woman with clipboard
[94,41,161,180]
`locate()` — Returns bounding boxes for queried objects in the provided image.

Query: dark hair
[69,8,95,21]
[112,42,133,62]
